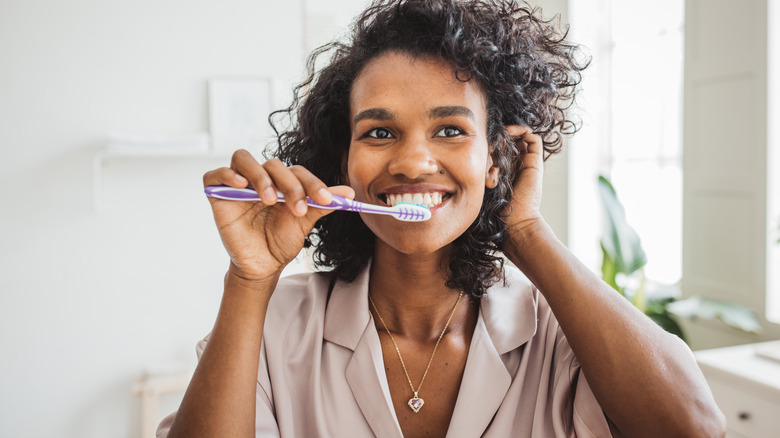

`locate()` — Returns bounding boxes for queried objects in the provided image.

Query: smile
[382,192,449,208]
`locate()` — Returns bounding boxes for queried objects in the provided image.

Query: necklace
[368,290,464,413]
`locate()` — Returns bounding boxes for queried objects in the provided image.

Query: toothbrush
[204,185,431,222]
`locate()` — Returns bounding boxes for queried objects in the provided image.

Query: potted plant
[598,175,760,342]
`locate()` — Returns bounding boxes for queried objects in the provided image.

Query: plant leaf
[601,243,623,295]
[667,296,762,333]
[598,175,647,275]
[646,311,687,341]
[631,269,647,312]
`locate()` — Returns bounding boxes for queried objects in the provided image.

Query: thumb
[297,185,357,228]
[328,185,356,200]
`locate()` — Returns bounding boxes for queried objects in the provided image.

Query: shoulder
[269,270,333,306]
[264,271,334,339]
[497,267,575,368]
[479,264,571,353]
[194,271,336,368]
[481,265,539,322]
[479,265,540,353]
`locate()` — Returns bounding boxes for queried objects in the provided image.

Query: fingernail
[234,174,248,184]
[262,187,277,202]
[295,200,307,215]
[318,188,332,201]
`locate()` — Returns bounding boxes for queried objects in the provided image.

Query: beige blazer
[158,265,612,437]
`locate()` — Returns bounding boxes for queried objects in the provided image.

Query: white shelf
[93,149,233,212]
[96,149,232,159]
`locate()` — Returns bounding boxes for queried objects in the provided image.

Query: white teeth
[385,192,447,208]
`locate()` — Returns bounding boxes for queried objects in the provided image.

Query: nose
[387,136,439,179]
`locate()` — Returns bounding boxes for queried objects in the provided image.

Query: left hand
[502,125,545,243]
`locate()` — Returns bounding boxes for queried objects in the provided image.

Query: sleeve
[551,330,614,438]
[155,336,281,438]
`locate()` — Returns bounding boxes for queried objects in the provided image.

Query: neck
[368,241,475,341]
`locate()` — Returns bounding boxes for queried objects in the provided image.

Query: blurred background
[1,0,778,437]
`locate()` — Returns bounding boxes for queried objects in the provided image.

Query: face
[346,51,499,256]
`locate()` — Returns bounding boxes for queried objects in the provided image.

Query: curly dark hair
[269,0,587,297]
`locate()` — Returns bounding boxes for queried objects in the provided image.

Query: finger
[230,150,278,206]
[289,165,333,206]
[296,185,358,230]
[506,125,543,156]
[505,125,532,138]
[203,167,249,188]
[264,158,309,217]
[329,185,356,200]
[505,125,529,156]
[522,132,543,156]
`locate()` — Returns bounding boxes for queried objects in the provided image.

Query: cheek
[462,148,491,185]
[346,148,377,196]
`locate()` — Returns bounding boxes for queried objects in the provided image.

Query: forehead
[349,51,487,120]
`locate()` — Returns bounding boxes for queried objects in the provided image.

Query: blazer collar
[322,263,538,437]
[479,265,538,354]
[323,263,373,351]
[324,262,537,354]
[444,267,539,436]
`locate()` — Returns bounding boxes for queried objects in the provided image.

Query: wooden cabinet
[695,341,780,438]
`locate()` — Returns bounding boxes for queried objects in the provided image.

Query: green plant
[598,175,760,342]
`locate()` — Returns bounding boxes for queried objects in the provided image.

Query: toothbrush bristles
[395,201,430,210]
[392,201,431,222]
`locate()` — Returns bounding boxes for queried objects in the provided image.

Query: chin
[362,211,472,257]
[372,228,457,258]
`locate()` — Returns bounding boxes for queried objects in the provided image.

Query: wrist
[503,218,556,267]
[225,263,281,297]
[228,259,283,282]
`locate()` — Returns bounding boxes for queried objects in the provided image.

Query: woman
[159,1,726,436]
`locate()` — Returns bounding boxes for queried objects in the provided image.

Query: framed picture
[208,77,273,153]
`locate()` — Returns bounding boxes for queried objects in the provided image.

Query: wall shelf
[93,149,233,212]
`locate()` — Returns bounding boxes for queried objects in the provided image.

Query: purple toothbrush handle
[203,186,263,200]
[203,186,350,208]
[203,186,430,221]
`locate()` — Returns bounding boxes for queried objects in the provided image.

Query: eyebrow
[352,105,475,128]
[353,108,395,127]
[427,106,475,121]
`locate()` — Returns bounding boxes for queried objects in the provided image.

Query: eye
[434,126,465,138]
[364,128,394,139]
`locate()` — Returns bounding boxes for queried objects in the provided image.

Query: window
[569,0,684,285]
[767,0,780,323]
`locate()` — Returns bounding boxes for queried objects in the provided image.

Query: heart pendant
[408,396,424,413]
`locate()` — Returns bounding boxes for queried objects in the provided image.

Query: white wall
[682,0,780,350]
[0,1,568,437]
[533,0,570,245]
[0,1,311,437]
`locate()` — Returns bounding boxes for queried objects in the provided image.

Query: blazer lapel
[325,264,537,438]
[324,264,403,437]
[445,314,512,438]
[346,324,405,438]
[446,266,538,437]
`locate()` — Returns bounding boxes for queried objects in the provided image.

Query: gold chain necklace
[368,290,464,413]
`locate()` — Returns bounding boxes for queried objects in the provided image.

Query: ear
[485,143,500,189]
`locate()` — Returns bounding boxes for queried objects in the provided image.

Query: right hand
[203,149,355,282]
